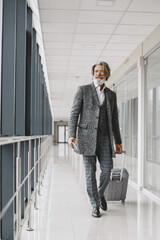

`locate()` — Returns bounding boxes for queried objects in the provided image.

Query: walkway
[21,144,160,240]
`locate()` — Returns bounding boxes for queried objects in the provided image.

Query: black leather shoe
[92,207,101,218]
[100,196,107,211]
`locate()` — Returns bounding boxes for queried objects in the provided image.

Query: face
[94,64,107,81]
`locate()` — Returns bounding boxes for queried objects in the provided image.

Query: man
[68,61,122,218]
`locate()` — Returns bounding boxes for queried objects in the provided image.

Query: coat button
[95,127,97,130]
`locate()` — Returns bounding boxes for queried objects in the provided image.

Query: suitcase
[104,151,129,202]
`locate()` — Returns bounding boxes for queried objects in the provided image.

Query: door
[58,126,68,143]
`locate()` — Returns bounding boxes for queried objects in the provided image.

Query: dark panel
[46,100,49,135]
[39,139,42,172]
[35,44,39,135]
[1,0,16,136]
[42,78,44,135]
[24,141,28,201]
[43,85,47,135]
[39,65,43,135]
[34,43,38,136]
[13,143,16,215]
[25,6,32,136]
[15,0,27,136]
[0,146,1,238]
[31,140,34,190]
[21,141,25,219]
[36,52,40,135]
[46,99,49,134]
[1,144,14,240]
[37,56,41,135]
[49,109,52,134]
[31,29,36,135]
[36,139,38,182]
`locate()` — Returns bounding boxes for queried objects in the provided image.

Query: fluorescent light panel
[83,44,96,48]
[97,0,115,6]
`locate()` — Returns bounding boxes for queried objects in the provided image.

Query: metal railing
[0,135,53,240]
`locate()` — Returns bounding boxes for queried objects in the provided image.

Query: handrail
[0,135,49,146]
[0,135,53,240]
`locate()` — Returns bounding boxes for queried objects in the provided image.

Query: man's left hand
[115,144,122,154]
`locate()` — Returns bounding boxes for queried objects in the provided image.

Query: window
[58,126,68,143]
[144,46,160,197]
[114,67,138,183]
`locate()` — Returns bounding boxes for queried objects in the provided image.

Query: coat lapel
[104,87,112,113]
[91,82,100,107]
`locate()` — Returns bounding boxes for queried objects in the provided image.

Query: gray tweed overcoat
[68,82,122,157]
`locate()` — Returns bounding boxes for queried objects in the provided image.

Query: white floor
[21,144,160,240]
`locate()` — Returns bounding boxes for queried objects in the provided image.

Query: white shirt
[93,79,105,105]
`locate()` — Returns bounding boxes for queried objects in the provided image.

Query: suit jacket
[68,82,122,157]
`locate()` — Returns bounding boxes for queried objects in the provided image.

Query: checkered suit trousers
[83,129,113,208]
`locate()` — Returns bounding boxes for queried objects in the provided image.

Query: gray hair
[91,61,111,80]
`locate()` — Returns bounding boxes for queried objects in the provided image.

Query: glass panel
[144,46,160,198]
[1,0,16,135]
[15,0,26,135]
[146,89,153,161]
[156,87,160,164]
[115,67,138,183]
[65,126,68,142]
[58,126,65,142]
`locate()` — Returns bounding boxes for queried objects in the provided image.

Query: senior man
[68,61,122,218]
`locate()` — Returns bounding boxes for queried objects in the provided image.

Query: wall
[106,24,160,88]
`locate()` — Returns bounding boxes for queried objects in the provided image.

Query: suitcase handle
[114,150,126,154]
[112,150,126,181]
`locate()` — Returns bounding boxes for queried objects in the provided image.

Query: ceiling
[37,0,160,121]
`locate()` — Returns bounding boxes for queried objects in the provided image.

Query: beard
[94,77,106,86]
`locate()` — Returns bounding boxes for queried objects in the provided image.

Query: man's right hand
[68,137,76,148]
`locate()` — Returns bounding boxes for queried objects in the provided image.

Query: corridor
[21,144,160,240]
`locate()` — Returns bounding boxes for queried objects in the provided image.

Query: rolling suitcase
[104,151,129,202]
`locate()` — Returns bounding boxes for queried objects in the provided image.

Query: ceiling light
[97,0,115,6]
[83,44,96,48]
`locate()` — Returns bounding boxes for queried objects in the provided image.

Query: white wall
[106,24,160,88]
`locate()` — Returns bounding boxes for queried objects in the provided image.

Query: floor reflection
[20,144,160,240]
